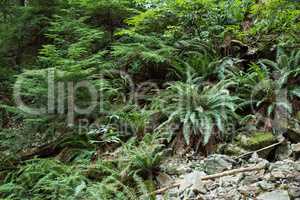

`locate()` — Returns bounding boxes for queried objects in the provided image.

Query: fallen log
[153,163,267,195]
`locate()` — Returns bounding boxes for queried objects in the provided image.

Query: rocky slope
[155,143,300,200]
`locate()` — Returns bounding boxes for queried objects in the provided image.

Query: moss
[240,132,276,151]
[217,144,246,156]
[296,111,300,121]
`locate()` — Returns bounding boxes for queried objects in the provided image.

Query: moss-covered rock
[239,132,276,151]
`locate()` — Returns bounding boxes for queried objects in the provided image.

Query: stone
[257,180,275,191]
[179,171,207,194]
[285,128,300,143]
[203,154,235,174]
[295,161,300,171]
[219,175,239,187]
[239,132,276,150]
[270,160,296,179]
[257,190,290,200]
[241,173,263,185]
[217,143,246,156]
[177,164,192,175]
[289,186,300,198]
[238,132,277,158]
[249,153,270,166]
[275,142,293,161]
[156,172,173,187]
[292,143,300,160]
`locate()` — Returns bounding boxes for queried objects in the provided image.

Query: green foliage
[231,50,300,118]
[112,32,176,73]
[152,75,240,144]
[120,133,165,176]
[0,159,87,200]
[0,133,164,199]
[1,1,300,199]
[249,0,300,35]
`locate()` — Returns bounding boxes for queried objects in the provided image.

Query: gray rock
[295,161,300,171]
[177,164,192,175]
[292,143,300,160]
[179,171,207,194]
[289,186,300,198]
[238,185,260,196]
[257,190,290,200]
[257,180,275,191]
[270,160,296,180]
[203,154,235,174]
[275,143,293,161]
[156,172,173,187]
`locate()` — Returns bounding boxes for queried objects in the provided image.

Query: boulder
[203,154,235,174]
[239,132,276,149]
[238,132,277,158]
[257,190,290,200]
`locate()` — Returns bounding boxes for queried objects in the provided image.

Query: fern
[152,75,239,145]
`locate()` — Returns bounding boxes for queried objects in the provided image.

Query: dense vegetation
[0,0,299,199]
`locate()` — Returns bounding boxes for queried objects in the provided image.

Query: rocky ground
[155,143,300,200]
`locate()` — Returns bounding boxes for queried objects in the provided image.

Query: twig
[236,140,285,160]
[153,163,267,195]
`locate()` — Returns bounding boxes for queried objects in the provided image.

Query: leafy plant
[152,75,239,145]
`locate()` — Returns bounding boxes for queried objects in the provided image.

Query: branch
[236,140,285,160]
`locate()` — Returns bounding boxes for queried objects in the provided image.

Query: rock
[257,190,290,200]
[219,175,239,187]
[177,164,192,175]
[238,185,260,196]
[257,180,275,191]
[241,173,263,185]
[269,160,296,180]
[292,143,300,160]
[179,171,207,194]
[156,172,173,187]
[238,132,277,158]
[239,132,276,150]
[217,143,246,156]
[295,161,300,171]
[288,184,300,198]
[203,154,235,174]
[204,180,218,191]
[275,142,293,161]
[285,128,300,143]
[249,152,270,166]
